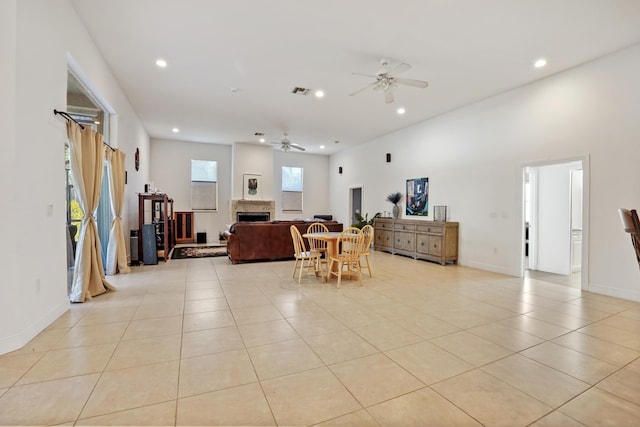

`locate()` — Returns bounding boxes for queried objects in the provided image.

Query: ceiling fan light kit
[350,58,428,104]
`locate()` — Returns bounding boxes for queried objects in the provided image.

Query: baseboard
[0,300,69,355]
[586,282,640,302]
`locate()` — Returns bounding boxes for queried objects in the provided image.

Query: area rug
[171,245,227,259]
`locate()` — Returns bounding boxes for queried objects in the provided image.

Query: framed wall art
[243,174,262,200]
[406,177,429,216]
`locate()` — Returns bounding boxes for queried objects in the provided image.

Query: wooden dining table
[303,230,360,280]
[303,231,341,259]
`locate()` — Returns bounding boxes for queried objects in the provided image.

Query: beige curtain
[105,149,130,275]
[67,121,115,302]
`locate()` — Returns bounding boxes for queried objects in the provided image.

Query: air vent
[291,87,310,95]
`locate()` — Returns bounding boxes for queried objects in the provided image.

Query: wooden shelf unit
[374,218,458,265]
[138,193,174,262]
[174,211,195,244]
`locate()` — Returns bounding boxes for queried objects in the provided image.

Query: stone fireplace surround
[231,200,275,223]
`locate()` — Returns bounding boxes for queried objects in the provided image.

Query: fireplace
[231,200,275,223]
[237,212,270,222]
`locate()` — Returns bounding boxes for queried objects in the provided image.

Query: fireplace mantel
[231,200,275,223]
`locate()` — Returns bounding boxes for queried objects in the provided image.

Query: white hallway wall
[330,43,640,301]
[0,0,149,354]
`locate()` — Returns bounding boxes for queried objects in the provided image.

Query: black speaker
[141,224,158,265]
[338,166,343,175]
[386,153,391,163]
[196,232,207,244]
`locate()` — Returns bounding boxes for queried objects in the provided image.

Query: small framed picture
[243,174,262,200]
[434,205,447,222]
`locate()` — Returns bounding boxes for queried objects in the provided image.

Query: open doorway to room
[523,159,586,289]
[65,70,112,289]
[350,186,362,227]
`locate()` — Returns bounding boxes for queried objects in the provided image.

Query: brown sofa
[224,220,343,264]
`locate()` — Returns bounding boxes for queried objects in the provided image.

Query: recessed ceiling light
[156,59,167,68]
[172,127,179,133]
[315,90,325,98]
[397,107,406,115]
[534,58,547,68]
[320,145,325,149]
[259,138,265,143]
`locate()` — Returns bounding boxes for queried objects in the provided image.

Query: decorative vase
[392,204,400,219]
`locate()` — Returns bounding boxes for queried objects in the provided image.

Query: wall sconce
[386,153,391,163]
[338,166,343,175]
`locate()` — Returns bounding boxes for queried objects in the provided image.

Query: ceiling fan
[350,58,428,104]
[272,133,306,152]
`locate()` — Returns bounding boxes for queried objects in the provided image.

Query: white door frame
[520,155,590,291]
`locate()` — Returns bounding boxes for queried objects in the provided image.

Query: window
[282,166,303,211]
[191,159,218,210]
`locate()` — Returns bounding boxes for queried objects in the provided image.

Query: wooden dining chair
[327,227,364,288]
[618,208,640,270]
[358,224,375,277]
[306,222,329,273]
[290,225,322,284]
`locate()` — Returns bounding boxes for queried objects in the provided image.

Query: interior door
[350,187,362,226]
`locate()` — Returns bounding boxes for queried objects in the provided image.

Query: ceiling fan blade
[349,81,377,96]
[391,62,411,75]
[352,72,379,78]
[385,89,394,104]
[395,78,428,88]
[290,144,306,151]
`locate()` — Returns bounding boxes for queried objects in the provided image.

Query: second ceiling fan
[350,58,428,104]
[272,133,306,152]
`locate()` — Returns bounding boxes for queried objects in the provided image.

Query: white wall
[330,43,640,301]
[274,150,331,220]
[150,138,232,240]
[0,0,20,353]
[0,0,149,354]
[152,140,332,226]
[232,143,275,203]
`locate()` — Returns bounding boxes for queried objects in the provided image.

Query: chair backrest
[307,222,329,234]
[338,227,364,260]
[618,208,640,268]
[290,225,306,256]
[306,222,329,252]
[361,225,374,253]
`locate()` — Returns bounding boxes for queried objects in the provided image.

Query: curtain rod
[54,109,115,151]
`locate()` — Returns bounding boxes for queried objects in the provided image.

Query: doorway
[66,70,112,288]
[350,186,362,227]
[523,159,586,289]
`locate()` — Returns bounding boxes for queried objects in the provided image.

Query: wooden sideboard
[374,218,458,265]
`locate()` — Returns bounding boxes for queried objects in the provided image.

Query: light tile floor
[2,251,640,426]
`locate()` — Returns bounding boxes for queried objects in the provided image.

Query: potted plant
[386,192,403,219]
[352,212,381,229]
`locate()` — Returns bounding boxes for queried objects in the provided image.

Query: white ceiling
[70,0,640,154]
